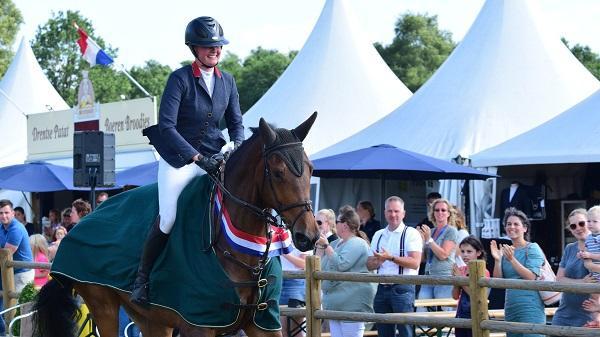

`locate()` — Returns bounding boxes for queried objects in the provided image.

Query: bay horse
[33,113,320,337]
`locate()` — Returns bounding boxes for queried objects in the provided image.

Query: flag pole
[73,21,153,100]
[116,64,153,99]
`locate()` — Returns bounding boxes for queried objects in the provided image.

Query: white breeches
[157,158,206,234]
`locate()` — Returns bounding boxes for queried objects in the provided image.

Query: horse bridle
[205,141,313,272]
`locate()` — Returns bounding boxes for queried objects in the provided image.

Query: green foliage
[11,282,39,336]
[562,38,600,80]
[376,13,456,92]
[31,10,120,106]
[128,60,172,107]
[235,47,295,112]
[0,0,23,76]
[219,51,243,79]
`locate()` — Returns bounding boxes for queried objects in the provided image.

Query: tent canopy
[313,0,599,161]
[0,37,70,167]
[471,89,600,167]
[240,0,412,156]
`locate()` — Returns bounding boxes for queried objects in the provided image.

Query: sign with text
[28,97,156,160]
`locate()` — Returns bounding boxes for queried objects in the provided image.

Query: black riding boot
[130,217,169,306]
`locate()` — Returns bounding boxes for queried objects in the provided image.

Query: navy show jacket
[144,62,244,168]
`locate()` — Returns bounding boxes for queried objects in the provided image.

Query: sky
[12,0,600,70]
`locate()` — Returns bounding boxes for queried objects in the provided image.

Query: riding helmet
[185,16,229,48]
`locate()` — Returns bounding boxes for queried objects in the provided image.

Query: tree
[235,47,295,112]
[562,38,600,80]
[0,0,23,77]
[127,60,172,106]
[376,13,455,92]
[31,10,129,106]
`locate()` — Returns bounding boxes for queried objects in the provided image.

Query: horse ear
[259,118,277,147]
[292,111,318,142]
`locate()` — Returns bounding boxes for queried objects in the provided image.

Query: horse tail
[33,278,81,337]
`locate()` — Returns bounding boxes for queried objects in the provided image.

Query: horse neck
[223,139,267,237]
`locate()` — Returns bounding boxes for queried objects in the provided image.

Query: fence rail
[1,250,600,336]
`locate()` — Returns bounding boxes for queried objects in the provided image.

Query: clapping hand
[417,225,431,241]
[501,244,515,262]
[374,247,392,262]
[490,240,503,261]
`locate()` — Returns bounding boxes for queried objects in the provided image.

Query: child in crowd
[48,225,67,261]
[452,236,489,337]
[29,234,50,288]
[578,205,600,328]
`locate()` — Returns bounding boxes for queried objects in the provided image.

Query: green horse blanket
[51,175,282,330]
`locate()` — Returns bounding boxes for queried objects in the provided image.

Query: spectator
[316,206,376,337]
[13,206,35,236]
[96,192,109,207]
[316,209,338,243]
[60,208,73,231]
[29,234,50,288]
[280,243,312,337]
[0,199,34,335]
[452,236,489,337]
[43,209,61,241]
[417,192,442,229]
[417,198,458,309]
[356,200,381,241]
[452,205,470,266]
[551,208,595,330]
[367,196,422,337]
[490,207,545,337]
[579,205,600,327]
[69,199,91,231]
[48,225,67,261]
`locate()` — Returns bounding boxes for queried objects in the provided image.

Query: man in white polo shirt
[367,196,422,337]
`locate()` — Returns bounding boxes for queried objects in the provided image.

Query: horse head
[225,112,320,252]
[258,112,320,251]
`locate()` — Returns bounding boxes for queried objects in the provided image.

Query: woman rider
[131,16,244,305]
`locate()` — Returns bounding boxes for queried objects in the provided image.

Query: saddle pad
[51,175,282,330]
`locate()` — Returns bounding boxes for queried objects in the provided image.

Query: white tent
[0,37,70,217]
[312,0,599,225]
[313,0,599,161]
[471,89,600,167]
[0,37,70,167]
[241,0,412,155]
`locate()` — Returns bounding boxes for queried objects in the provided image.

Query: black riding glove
[196,155,221,174]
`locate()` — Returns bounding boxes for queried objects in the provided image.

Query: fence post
[305,255,321,337]
[0,248,16,332]
[469,260,489,337]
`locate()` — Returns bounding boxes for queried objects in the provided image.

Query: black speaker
[73,131,116,187]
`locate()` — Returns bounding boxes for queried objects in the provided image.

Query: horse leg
[74,284,121,337]
[244,324,283,337]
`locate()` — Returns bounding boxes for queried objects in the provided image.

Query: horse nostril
[293,232,315,252]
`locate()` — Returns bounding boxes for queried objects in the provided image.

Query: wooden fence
[1,250,600,337]
[282,255,600,337]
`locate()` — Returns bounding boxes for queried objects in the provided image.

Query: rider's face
[194,46,222,68]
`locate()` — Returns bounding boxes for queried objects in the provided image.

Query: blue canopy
[116,161,158,186]
[312,144,496,180]
[0,162,76,192]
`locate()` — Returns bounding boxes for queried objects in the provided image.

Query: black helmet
[185,16,229,48]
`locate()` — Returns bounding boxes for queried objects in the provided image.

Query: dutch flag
[76,27,114,66]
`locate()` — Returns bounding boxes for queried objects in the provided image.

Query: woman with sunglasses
[551,208,595,330]
[417,198,459,309]
[316,209,338,243]
[315,206,375,337]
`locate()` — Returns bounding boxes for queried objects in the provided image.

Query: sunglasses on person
[569,221,586,230]
[434,208,448,213]
[316,220,323,225]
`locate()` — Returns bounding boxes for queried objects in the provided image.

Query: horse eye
[273,170,284,179]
